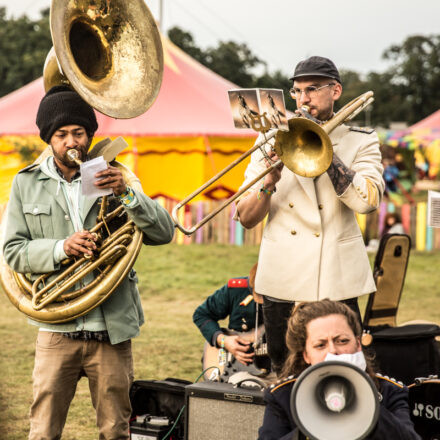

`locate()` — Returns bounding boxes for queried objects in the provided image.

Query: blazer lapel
[329,124,346,158]
[295,174,318,205]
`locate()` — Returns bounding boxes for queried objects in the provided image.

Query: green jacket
[3,163,174,344]
[193,277,259,346]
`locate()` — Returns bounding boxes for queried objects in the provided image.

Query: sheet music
[80,156,113,198]
[228,88,288,131]
[427,190,440,228]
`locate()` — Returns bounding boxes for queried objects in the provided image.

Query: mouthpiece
[67,149,82,165]
[300,105,310,113]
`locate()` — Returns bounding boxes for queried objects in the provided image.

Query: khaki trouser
[29,331,133,440]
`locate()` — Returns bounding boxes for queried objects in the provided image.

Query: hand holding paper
[80,156,127,198]
[94,163,127,197]
[81,156,112,198]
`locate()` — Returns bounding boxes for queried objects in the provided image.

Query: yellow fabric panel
[203,137,255,196]
[110,137,136,173]
[207,136,255,154]
[0,152,23,205]
[0,136,46,205]
[133,137,206,200]
[135,137,206,154]
[131,136,255,201]
[135,150,206,201]
[0,135,45,153]
[416,202,427,251]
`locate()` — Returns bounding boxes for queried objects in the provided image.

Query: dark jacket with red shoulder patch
[258,374,421,440]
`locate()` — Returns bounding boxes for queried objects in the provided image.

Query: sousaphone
[0,0,163,323]
[45,0,163,118]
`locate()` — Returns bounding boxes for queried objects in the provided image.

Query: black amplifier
[185,381,266,440]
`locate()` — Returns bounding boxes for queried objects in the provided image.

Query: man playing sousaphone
[2,85,174,439]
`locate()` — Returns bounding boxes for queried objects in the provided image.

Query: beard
[308,106,333,122]
[53,145,89,169]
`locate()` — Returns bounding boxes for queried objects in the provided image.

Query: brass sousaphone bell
[0,0,163,323]
[44,0,163,118]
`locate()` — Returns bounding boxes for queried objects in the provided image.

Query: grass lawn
[0,244,439,438]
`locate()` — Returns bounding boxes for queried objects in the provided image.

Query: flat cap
[290,56,341,84]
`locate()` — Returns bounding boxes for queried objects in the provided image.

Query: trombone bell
[274,118,333,178]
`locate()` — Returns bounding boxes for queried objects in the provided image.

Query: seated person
[193,263,263,366]
[383,212,405,236]
[258,299,421,440]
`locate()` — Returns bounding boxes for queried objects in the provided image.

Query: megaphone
[290,360,380,440]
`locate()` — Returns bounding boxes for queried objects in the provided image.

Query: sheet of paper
[80,156,112,198]
[427,190,440,228]
[228,88,288,131]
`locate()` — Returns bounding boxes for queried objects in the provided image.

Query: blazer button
[241,323,248,331]
[314,232,320,237]
[289,202,294,208]
[65,215,70,221]
[318,204,323,210]
[290,230,297,235]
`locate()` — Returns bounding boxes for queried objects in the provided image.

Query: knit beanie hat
[36,85,98,144]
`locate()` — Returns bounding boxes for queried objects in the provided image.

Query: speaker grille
[187,396,265,440]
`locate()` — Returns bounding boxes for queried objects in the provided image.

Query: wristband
[257,183,276,200]
[218,335,226,366]
[117,186,135,206]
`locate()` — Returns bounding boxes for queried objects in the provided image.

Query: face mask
[324,351,367,371]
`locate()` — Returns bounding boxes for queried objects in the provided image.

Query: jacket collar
[35,159,98,219]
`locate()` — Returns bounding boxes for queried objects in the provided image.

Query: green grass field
[0,244,439,438]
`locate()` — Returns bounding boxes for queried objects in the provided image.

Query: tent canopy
[380,108,440,178]
[410,109,440,131]
[0,38,264,204]
[0,37,255,138]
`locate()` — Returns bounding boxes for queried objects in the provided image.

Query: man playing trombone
[235,56,385,375]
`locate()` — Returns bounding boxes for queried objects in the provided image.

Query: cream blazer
[238,124,384,302]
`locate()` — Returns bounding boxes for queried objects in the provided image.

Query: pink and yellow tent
[0,38,257,205]
[381,109,440,178]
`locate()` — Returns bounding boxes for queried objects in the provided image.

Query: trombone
[172,91,374,235]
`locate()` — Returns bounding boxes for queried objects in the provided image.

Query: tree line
[1,7,439,127]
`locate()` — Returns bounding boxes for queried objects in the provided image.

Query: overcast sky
[1,0,439,76]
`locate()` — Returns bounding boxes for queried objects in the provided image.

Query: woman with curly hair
[258,299,420,439]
